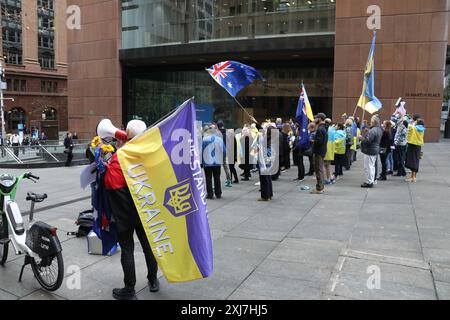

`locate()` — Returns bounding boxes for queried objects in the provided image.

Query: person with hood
[202,125,225,199]
[344,118,354,170]
[359,115,383,188]
[333,123,346,179]
[216,121,232,188]
[405,118,426,183]
[394,115,408,176]
[324,119,336,184]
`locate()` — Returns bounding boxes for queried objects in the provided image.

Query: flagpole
[360,30,376,130]
[233,97,257,124]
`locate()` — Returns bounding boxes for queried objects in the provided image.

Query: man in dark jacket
[64,133,74,166]
[310,113,328,194]
[359,115,383,188]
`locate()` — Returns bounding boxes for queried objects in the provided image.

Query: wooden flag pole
[234,97,258,124]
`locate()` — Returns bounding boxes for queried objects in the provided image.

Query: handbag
[302,147,313,157]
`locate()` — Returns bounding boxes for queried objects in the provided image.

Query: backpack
[67,209,94,237]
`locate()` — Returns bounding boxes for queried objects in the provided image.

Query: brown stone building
[1,0,68,140]
[67,0,450,142]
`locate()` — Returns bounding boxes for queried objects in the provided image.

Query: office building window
[5,78,26,92]
[37,0,55,69]
[1,0,23,65]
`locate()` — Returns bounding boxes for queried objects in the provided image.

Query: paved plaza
[1,141,450,300]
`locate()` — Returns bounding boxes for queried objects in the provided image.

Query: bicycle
[0,172,64,291]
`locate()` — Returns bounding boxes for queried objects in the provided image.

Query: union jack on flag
[206,61,264,97]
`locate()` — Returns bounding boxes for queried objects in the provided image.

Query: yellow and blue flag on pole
[301,84,315,122]
[357,32,382,114]
[117,99,213,283]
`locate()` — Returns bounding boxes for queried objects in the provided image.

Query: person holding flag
[104,120,160,300]
[294,84,315,182]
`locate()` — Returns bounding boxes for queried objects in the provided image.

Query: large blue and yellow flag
[357,32,382,114]
[117,99,213,283]
[295,84,314,149]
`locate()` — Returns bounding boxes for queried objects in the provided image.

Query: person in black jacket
[64,132,74,166]
[240,128,252,181]
[378,120,392,181]
[310,113,328,194]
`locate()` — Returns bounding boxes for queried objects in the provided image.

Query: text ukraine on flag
[117,99,213,283]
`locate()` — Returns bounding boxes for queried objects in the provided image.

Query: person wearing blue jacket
[202,125,225,199]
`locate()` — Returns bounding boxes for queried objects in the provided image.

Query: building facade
[1,0,68,140]
[67,0,450,142]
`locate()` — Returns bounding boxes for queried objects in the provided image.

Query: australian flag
[206,61,264,97]
[295,88,311,149]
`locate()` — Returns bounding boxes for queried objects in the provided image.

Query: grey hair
[371,115,381,126]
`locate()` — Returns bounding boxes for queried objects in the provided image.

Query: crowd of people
[199,103,426,200]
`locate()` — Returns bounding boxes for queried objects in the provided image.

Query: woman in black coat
[378,120,392,181]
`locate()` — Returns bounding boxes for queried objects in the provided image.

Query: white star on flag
[227,82,233,88]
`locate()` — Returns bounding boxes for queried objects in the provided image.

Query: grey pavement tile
[348,235,423,261]
[435,281,450,300]
[253,258,333,288]
[268,238,345,266]
[55,272,115,300]
[328,257,436,300]
[20,289,66,300]
[228,274,322,300]
[431,263,450,283]
[424,248,450,266]
[289,223,355,242]
[0,262,41,298]
[227,214,303,242]
[0,288,18,300]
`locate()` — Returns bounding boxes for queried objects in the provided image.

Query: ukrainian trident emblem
[164,179,198,217]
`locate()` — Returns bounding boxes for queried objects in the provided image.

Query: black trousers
[107,189,158,290]
[259,173,273,200]
[380,152,389,178]
[204,166,222,198]
[307,155,314,174]
[345,145,353,169]
[65,150,73,166]
[229,164,239,182]
[295,149,305,180]
[396,145,407,176]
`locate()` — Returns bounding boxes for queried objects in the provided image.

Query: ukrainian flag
[117,99,213,283]
[357,32,382,114]
[302,84,315,122]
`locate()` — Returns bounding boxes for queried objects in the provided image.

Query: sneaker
[310,189,324,194]
[324,180,332,185]
[112,288,137,300]
[254,182,260,186]
[225,181,232,188]
[378,176,387,181]
[233,180,239,184]
[361,183,374,188]
[149,278,160,293]
[388,171,393,175]
[373,180,378,185]
[257,198,270,202]
[331,179,336,185]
